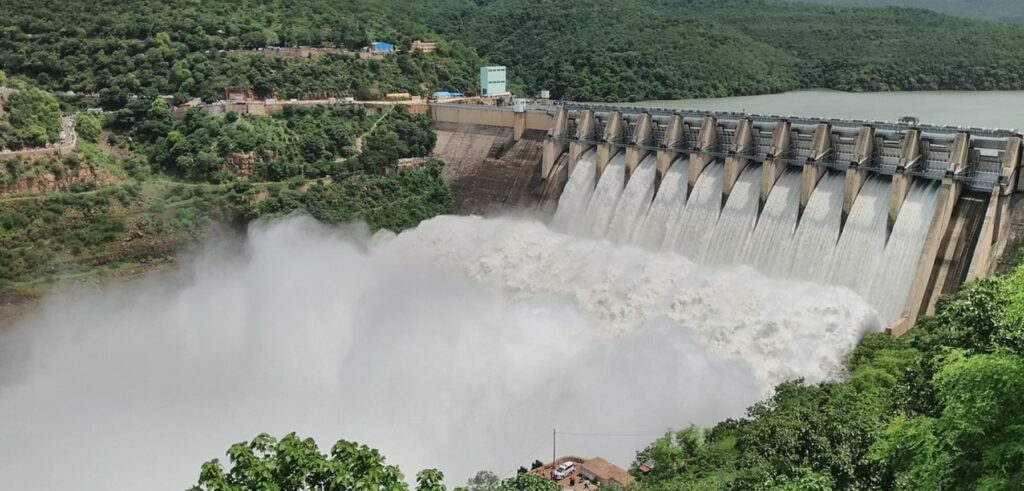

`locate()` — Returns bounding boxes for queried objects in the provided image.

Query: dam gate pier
[429,102,1024,334]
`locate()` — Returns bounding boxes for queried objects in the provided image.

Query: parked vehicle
[552,461,576,480]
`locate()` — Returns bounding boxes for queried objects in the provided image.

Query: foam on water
[0,216,881,491]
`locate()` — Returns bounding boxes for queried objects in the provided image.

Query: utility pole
[552,428,556,463]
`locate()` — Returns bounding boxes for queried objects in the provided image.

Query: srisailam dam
[430,102,1024,335]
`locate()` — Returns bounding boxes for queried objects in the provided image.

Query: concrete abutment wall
[542,104,1024,334]
[428,102,1024,335]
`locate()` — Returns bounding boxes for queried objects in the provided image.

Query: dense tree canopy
[669,0,1024,92]
[6,0,1024,104]
[111,101,434,182]
[0,78,61,150]
[630,259,1024,490]
[0,0,480,105]
[407,0,1024,100]
[190,433,558,491]
[802,0,1024,24]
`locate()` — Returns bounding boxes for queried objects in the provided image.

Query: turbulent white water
[554,156,942,325]
[744,170,801,277]
[581,153,627,237]
[869,182,941,321]
[550,149,597,231]
[666,163,725,260]
[706,166,762,265]
[787,172,845,282]
[638,158,689,248]
[828,177,891,296]
[606,155,657,244]
[0,216,879,491]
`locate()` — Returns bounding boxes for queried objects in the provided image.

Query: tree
[76,113,102,143]
[466,470,499,491]
[188,434,560,491]
[631,253,1024,491]
[417,469,447,491]
[189,433,409,491]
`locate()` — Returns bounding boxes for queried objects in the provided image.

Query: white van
[552,461,576,480]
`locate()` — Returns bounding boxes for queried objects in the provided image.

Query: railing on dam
[537,103,1024,336]
[547,103,1022,193]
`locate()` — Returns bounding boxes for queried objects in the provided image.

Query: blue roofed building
[432,91,464,99]
[369,41,395,53]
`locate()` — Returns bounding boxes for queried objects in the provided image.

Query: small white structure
[513,98,527,113]
[480,65,507,97]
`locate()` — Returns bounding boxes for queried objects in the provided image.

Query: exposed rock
[0,165,119,196]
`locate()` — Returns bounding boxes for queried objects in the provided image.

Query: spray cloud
[0,216,880,489]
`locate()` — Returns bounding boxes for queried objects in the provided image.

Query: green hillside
[0,0,481,105]
[450,0,801,101]
[420,0,1024,99]
[658,0,1024,91]
[794,0,1024,24]
[4,0,1024,102]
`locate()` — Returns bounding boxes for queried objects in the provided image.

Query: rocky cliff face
[0,165,119,196]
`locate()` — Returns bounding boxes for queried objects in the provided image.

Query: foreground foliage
[190,433,557,491]
[632,262,1024,490]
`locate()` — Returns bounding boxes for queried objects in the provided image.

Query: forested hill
[0,0,483,106]
[656,0,1024,92]
[4,0,1024,103]
[794,0,1024,24]
[407,0,1024,99]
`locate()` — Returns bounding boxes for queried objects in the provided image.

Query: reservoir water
[625,90,1024,130]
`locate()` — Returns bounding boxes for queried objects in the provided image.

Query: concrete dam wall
[433,122,547,215]
[543,104,1023,333]
[427,103,1024,334]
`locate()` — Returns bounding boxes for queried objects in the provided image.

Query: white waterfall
[743,170,801,277]
[637,158,689,248]
[580,153,627,237]
[868,181,941,322]
[665,162,725,261]
[705,166,762,265]
[787,172,845,282]
[607,155,658,244]
[549,154,942,324]
[550,150,597,232]
[828,177,890,296]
